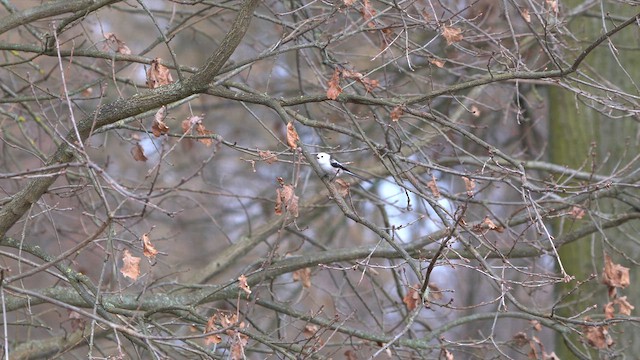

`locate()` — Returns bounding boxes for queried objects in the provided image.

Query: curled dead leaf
[361,0,377,28]
[238,274,251,296]
[602,254,630,290]
[142,233,158,259]
[121,249,140,280]
[612,296,634,316]
[462,176,475,197]
[293,267,311,288]
[152,106,169,137]
[582,320,613,349]
[569,206,585,219]
[104,32,131,55]
[146,57,173,88]
[442,26,463,45]
[286,122,299,150]
[258,150,278,164]
[429,58,445,68]
[427,175,440,198]
[195,123,214,147]
[402,285,421,311]
[131,143,147,162]
[390,106,403,122]
[482,216,504,232]
[513,332,528,347]
[204,315,222,345]
[326,69,342,100]
[275,182,299,218]
[303,324,319,338]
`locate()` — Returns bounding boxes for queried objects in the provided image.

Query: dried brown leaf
[182,115,204,133]
[462,176,475,197]
[442,26,463,45]
[482,216,504,232]
[238,274,251,296]
[602,254,630,289]
[390,106,404,122]
[275,183,299,217]
[258,150,278,164]
[360,77,379,93]
[427,175,440,198]
[583,321,613,349]
[613,296,634,316]
[121,249,140,280]
[104,32,131,55]
[521,8,531,22]
[513,332,528,347]
[293,267,311,288]
[429,58,445,68]
[361,0,377,28]
[204,315,222,345]
[196,123,214,147]
[142,233,158,259]
[146,58,173,88]
[230,333,248,360]
[130,143,147,162]
[402,285,421,311]
[303,324,319,338]
[569,206,585,219]
[326,69,342,100]
[152,106,169,137]
[604,301,615,319]
[286,122,299,149]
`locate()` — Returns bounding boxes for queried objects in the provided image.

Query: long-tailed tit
[316,152,367,181]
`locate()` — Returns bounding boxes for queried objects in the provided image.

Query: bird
[316,152,368,181]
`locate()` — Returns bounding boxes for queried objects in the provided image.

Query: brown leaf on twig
[442,26,463,45]
[427,175,440,198]
[429,58,445,68]
[462,176,475,197]
[602,254,630,290]
[121,249,140,280]
[293,267,311,288]
[238,274,251,296]
[151,106,169,137]
[258,150,278,164]
[275,182,299,218]
[390,106,403,122]
[146,58,173,88]
[326,69,342,100]
[402,285,421,311]
[204,315,222,345]
[582,319,614,349]
[361,0,377,28]
[104,32,131,55]
[130,143,147,162]
[142,233,158,259]
[286,122,299,150]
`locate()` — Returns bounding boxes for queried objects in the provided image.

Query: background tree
[549,0,640,357]
[0,1,637,359]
